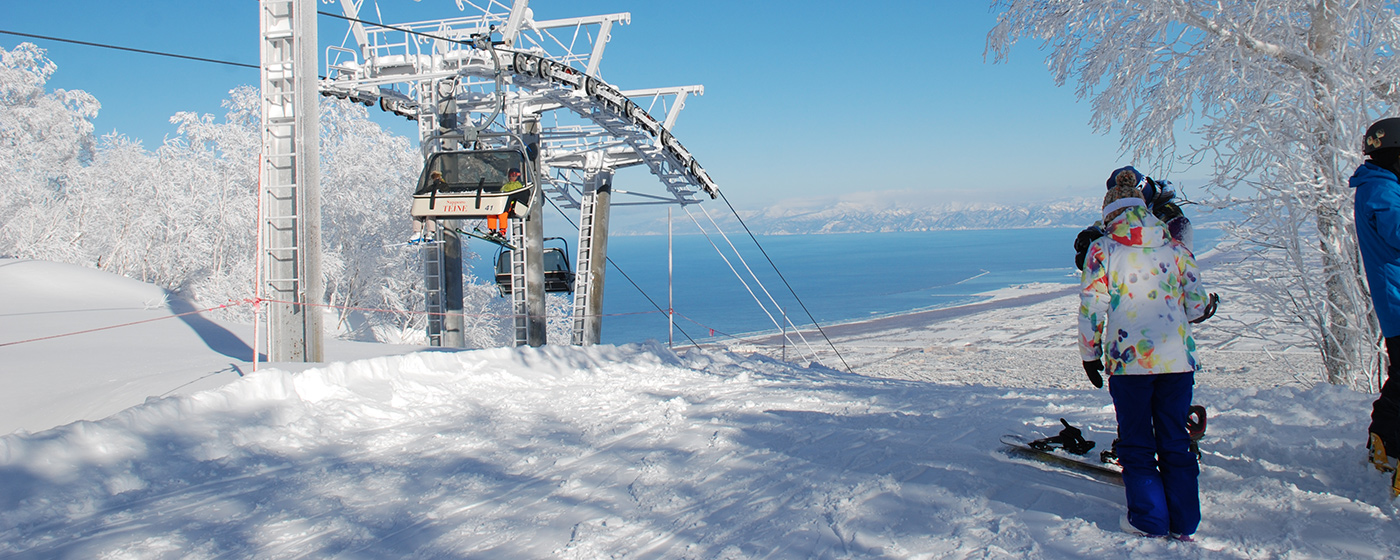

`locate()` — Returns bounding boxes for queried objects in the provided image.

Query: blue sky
[3,1,1147,210]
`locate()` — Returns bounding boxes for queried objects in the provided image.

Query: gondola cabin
[411,149,534,219]
[495,238,576,295]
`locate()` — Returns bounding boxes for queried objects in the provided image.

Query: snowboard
[1001,433,1124,485]
[1002,407,1208,486]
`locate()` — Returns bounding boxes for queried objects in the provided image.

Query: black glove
[1082,360,1104,389]
[1190,293,1219,324]
[1073,226,1103,271]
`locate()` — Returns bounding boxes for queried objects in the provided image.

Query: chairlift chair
[411,149,534,219]
[494,237,576,296]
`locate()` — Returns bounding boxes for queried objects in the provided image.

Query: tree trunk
[1309,0,1379,387]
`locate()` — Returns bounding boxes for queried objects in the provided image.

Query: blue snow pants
[1109,372,1200,537]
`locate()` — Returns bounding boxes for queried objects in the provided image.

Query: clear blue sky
[3,1,1141,210]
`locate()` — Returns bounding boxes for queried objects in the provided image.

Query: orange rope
[0,296,669,349]
[0,299,257,348]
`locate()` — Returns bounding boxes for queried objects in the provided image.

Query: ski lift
[411,149,534,219]
[495,237,576,296]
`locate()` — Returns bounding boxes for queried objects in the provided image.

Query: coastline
[714,279,1323,391]
[743,282,1079,343]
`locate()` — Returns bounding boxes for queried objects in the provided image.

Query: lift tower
[318,0,720,347]
[257,0,323,362]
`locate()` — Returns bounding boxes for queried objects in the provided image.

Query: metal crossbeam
[318,0,717,347]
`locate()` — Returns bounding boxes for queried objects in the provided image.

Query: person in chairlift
[486,168,526,241]
[409,170,447,243]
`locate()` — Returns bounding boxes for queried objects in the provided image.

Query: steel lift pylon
[311,0,720,347]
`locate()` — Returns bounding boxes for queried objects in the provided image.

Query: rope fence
[0,296,806,356]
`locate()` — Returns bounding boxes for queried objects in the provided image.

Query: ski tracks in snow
[1,344,1399,558]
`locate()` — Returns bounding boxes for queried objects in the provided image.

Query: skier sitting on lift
[409,170,448,243]
[484,168,527,242]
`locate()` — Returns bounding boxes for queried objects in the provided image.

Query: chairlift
[495,237,576,296]
[410,149,534,219]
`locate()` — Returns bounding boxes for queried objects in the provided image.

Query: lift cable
[716,190,853,373]
[683,206,824,365]
[539,195,704,350]
[695,204,819,357]
[0,29,260,70]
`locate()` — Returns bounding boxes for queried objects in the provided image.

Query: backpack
[1074,177,1191,271]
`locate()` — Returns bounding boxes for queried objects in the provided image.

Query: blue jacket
[1352,162,1400,336]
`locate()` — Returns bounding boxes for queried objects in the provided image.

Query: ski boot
[1030,418,1096,456]
[1369,432,1397,472]
[1368,433,1400,498]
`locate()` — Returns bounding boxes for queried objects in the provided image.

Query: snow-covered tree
[0,43,98,262]
[0,42,528,348]
[988,1,1400,388]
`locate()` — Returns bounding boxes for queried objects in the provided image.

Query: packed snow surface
[1,258,1398,558]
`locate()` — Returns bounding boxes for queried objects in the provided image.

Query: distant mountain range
[614,197,1106,236]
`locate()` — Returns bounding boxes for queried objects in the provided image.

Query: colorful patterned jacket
[1079,205,1209,376]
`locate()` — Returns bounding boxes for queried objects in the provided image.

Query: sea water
[471,227,1220,345]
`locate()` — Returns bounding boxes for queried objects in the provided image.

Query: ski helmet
[1364,118,1400,155]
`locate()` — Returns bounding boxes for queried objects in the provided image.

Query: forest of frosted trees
[0,42,575,349]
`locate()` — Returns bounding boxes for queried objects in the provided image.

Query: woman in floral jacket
[1079,175,1211,540]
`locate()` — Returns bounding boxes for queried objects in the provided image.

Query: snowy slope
[1,260,1398,558]
[0,258,424,435]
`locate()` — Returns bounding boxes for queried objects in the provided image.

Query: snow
[2,257,1399,558]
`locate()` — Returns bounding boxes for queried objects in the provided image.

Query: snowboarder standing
[1351,117,1400,464]
[1080,173,1212,539]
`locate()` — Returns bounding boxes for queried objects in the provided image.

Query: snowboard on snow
[1002,407,1208,486]
[1000,432,1124,485]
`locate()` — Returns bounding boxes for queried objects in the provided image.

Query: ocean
[582,228,1081,346]
[470,227,1220,345]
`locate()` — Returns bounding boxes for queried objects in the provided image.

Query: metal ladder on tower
[422,242,446,346]
[509,218,530,346]
[259,0,304,352]
[570,192,599,345]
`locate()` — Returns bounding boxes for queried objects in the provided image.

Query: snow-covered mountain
[617,197,1103,236]
[748,198,1102,234]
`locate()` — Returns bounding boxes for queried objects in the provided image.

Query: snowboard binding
[1187,405,1208,459]
[1030,418,1096,456]
[1099,405,1209,465]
